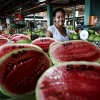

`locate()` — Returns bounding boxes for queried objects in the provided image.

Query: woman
[46,8,70,42]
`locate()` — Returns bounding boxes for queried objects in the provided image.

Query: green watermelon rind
[49,40,100,65]
[16,39,32,44]
[4,94,36,100]
[35,61,100,100]
[0,48,52,97]
[0,86,35,98]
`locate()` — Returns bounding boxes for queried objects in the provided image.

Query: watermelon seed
[12,50,26,59]
[79,65,86,70]
[12,46,16,49]
[18,46,24,49]
[62,42,72,47]
[4,61,17,77]
[66,65,74,71]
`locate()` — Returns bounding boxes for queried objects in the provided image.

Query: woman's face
[54,11,65,26]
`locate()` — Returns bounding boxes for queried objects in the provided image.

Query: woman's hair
[53,8,65,17]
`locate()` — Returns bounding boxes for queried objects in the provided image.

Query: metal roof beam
[0,0,12,8]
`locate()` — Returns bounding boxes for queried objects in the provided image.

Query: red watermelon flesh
[11,35,30,42]
[0,48,51,97]
[0,43,42,58]
[0,38,9,46]
[1,34,11,38]
[31,37,57,53]
[36,61,100,100]
[49,40,100,64]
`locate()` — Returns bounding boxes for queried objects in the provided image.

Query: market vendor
[46,8,70,42]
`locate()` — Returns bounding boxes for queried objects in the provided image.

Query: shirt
[47,25,70,42]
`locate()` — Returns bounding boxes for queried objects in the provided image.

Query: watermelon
[11,35,30,43]
[36,61,100,100]
[1,34,11,39]
[0,48,51,97]
[31,37,57,53]
[10,34,26,40]
[0,43,42,58]
[0,38,9,46]
[49,40,100,64]
[0,35,6,39]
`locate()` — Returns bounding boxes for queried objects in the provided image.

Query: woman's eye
[58,16,64,18]
[57,16,60,18]
[61,16,65,18]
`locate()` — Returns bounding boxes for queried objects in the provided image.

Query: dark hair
[53,8,65,17]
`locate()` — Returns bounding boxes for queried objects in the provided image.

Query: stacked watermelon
[0,44,51,97]
[35,40,100,100]
[0,32,100,100]
[0,34,56,99]
[36,61,100,100]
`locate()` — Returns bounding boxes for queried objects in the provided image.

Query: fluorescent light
[39,0,46,2]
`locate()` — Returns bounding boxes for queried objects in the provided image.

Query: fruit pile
[88,30,100,42]
[68,28,100,47]
[23,28,46,40]
[0,31,100,100]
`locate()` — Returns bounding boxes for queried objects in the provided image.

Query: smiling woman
[46,8,70,42]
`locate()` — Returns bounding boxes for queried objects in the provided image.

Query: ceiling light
[39,0,46,2]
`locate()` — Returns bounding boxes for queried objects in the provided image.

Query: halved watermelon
[1,34,11,39]
[0,43,42,58]
[49,40,100,64]
[36,61,100,100]
[10,34,26,40]
[11,35,30,43]
[31,37,57,53]
[0,35,6,39]
[0,48,51,97]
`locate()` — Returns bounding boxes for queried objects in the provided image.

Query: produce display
[23,28,46,40]
[0,28,100,100]
[67,27,100,48]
